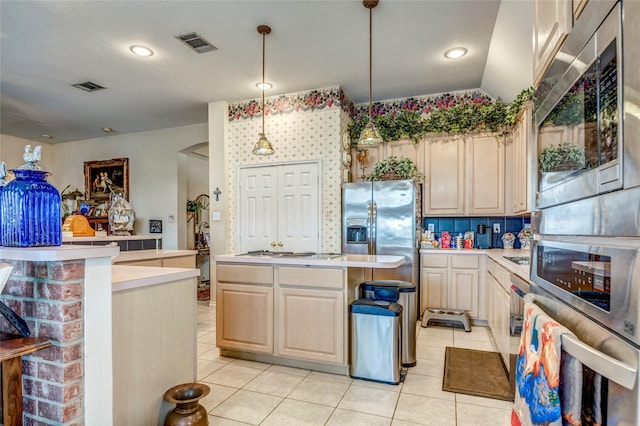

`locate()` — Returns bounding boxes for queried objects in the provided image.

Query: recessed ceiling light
[102,127,113,133]
[129,45,154,57]
[444,47,468,59]
[256,82,273,90]
[42,134,52,139]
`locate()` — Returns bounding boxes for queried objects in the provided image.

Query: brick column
[1,259,85,425]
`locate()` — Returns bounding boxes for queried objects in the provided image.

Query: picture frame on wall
[149,220,163,234]
[84,158,129,203]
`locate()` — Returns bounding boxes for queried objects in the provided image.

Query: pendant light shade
[253,25,275,156]
[358,0,383,147]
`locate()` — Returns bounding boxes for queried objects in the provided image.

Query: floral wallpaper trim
[351,88,494,120]
[228,86,355,122]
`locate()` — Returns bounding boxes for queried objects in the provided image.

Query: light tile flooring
[196,303,512,425]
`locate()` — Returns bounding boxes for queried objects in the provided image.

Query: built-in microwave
[533,0,624,210]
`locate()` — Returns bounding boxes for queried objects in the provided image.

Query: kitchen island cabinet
[214,254,404,375]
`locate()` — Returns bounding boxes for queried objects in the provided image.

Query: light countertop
[112,265,199,292]
[113,249,198,264]
[214,253,405,268]
[420,247,531,280]
[0,245,119,262]
[62,235,161,242]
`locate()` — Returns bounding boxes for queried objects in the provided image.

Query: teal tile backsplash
[423,216,531,248]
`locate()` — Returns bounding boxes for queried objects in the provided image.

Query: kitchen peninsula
[214,253,404,375]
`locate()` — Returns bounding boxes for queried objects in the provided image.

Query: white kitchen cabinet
[216,264,274,354]
[466,134,505,215]
[239,162,319,253]
[350,138,423,183]
[533,0,572,85]
[486,258,511,368]
[423,134,505,216]
[508,103,533,214]
[423,138,465,215]
[420,253,484,319]
[277,266,345,364]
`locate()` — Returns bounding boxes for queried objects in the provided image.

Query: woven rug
[443,346,514,401]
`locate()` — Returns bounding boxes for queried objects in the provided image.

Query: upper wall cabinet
[423,134,505,216]
[238,162,320,253]
[533,0,573,85]
[350,138,423,183]
[507,103,533,215]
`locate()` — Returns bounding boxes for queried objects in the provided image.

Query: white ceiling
[0,0,533,144]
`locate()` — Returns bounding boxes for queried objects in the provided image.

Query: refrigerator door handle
[371,202,377,255]
[367,202,372,255]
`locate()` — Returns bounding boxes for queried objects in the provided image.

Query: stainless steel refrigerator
[342,179,420,285]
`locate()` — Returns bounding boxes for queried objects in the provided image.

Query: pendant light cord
[368,5,373,121]
[262,30,266,133]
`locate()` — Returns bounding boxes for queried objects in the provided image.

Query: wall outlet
[493,223,501,234]
[427,223,435,233]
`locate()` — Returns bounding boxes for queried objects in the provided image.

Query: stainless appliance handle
[525,293,638,390]
[367,202,372,255]
[371,202,377,255]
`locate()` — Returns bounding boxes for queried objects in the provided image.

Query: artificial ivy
[349,87,534,145]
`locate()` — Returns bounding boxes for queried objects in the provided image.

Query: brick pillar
[1,259,85,425]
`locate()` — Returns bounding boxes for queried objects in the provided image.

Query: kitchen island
[214,253,404,375]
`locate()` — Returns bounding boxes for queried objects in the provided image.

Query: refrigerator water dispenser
[346,218,368,244]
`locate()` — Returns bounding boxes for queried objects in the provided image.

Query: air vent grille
[72,81,106,92]
[175,32,217,54]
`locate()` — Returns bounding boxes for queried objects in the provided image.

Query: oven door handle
[561,334,637,390]
[525,293,638,390]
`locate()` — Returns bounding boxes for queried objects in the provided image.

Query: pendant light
[252,25,275,156]
[358,0,383,146]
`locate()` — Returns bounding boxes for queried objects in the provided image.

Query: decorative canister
[518,227,532,250]
[501,232,516,249]
[108,190,135,235]
[1,147,61,247]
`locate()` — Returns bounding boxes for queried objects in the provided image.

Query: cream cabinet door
[450,268,479,318]
[216,283,274,354]
[533,0,572,85]
[466,134,505,215]
[423,138,465,215]
[420,267,448,314]
[513,105,532,214]
[385,138,424,171]
[239,162,320,253]
[277,287,344,364]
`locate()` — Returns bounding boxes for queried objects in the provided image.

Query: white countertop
[62,235,161,242]
[113,249,198,264]
[112,265,199,292]
[214,253,405,268]
[0,245,120,261]
[419,247,531,280]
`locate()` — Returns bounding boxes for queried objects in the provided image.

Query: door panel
[239,168,278,252]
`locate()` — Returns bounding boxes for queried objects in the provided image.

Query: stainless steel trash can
[349,299,402,385]
[360,280,417,367]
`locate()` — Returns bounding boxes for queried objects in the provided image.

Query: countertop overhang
[214,253,405,268]
[113,249,198,264]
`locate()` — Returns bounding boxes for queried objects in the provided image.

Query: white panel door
[277,163,319,253]
[239,167,278,252]
[239,162,319,253]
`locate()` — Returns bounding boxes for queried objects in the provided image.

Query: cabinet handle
[271,242,277,247]
[277,242,283,247]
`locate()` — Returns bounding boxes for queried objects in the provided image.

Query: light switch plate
[212,211,221,221]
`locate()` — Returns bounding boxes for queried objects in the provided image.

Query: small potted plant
[366,156,424,182]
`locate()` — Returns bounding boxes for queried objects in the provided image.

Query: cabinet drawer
[420,254,448,268]
[217,264,274,285]
[451,255,479,269]
[278,267,344,289]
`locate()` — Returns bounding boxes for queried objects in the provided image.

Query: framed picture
[149,219,163,234]
[84,158,129,203]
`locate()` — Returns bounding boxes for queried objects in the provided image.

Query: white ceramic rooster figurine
[23,145,42,164]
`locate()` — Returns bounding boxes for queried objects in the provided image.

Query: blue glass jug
[0,147,61,247]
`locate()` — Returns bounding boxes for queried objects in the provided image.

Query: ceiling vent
[175,32,217,54]
[72,81,106,92]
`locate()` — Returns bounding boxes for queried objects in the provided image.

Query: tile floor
[196,303,513,425]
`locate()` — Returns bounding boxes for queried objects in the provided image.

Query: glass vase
[108,190,135,235]
[1,169,62,247]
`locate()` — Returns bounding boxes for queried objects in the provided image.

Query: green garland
[349,87,534,144]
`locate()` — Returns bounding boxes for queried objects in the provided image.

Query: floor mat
[443,346,514,401]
